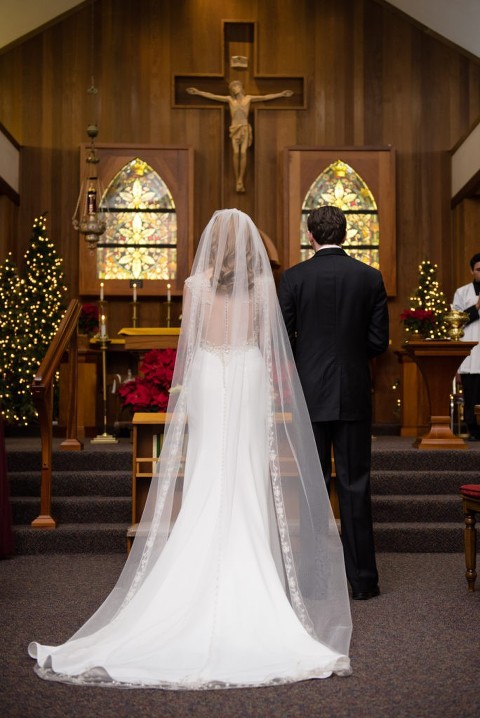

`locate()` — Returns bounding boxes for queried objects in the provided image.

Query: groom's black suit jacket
[278,247,389,423]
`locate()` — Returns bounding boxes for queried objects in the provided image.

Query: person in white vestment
[28,208,352,689]
[453,253,480,441]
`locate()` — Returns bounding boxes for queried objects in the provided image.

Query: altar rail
[30,299,83,528]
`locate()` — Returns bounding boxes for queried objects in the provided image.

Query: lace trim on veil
[257,278,317,639]
[34,658,351,689]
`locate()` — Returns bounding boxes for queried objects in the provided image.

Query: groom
[279,206,389,600]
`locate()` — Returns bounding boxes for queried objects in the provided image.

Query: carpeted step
[13,523,128,554]
[374,522,464,552]
[6,449,132,473]
[371,470,480,495]
[371,449,480,472]
[9,470,132,497]
[12,496,131,525]
[372,495,464,523]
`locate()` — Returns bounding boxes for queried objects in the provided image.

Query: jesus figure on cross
[187,80,293,193]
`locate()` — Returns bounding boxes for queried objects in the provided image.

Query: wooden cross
[174,21,304,203]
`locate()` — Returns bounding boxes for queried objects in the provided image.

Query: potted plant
[117,348,177,413]
[400,308,435,340]
[78,303,99,348]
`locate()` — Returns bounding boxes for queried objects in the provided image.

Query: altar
[404,339,477,450]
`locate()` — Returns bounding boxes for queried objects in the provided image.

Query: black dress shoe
[351,586,380,601]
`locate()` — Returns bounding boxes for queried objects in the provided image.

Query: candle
[167,283,171,303]
[87,184,97,214]
[100,282,104,302]
[100,314,107,338]
[132,283,137,302]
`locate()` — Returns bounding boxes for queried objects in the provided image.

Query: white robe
[453,282,480,374]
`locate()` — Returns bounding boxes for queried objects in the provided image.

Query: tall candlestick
[91,333,118,445]
[167,283,171,303]
[100,282,104,301]
[132,300,138,328]
[133,283,137,302]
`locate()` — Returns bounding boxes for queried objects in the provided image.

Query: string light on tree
[0,215,67,425]
[0,254,24,423]
[401,259,449,340]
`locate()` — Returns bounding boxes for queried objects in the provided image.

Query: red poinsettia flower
[78,303,99,336]
[400,308,436,337]
[149,386,170,411]
[140,349,177,381]
[400,308,435,323]
[117,348,177,412]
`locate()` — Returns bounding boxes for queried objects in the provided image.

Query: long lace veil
[66,208,352,656]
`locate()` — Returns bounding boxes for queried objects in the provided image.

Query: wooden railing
[31,299,83,528]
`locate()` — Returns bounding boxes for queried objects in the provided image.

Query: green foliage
[405,260,449,339]
[0,215,67,425]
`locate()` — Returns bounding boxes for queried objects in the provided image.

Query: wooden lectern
[405,340,477,450]
[118,327,180,351]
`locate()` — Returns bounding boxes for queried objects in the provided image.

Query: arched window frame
[78,145,194,299]
[301,159,379,266]
[283,146,396,296]
[98,157,178,281]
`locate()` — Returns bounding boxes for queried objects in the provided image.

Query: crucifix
[174,21,305,195]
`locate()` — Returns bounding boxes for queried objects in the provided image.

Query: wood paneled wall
[1,0,480,427]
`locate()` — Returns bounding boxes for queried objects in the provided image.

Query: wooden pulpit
[405,339,477,450]
[118,327,180,351]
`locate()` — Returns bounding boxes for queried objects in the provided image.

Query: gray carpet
[1,552,479,718]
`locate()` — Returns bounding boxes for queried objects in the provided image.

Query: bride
[29,209,352,689]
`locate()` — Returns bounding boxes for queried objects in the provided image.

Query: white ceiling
[0,0,479,58]
[0,0,85,50]
[386,0,480,59]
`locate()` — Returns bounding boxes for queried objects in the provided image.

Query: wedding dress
[29,209,352,688]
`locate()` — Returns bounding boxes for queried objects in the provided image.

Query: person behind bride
[28,208,352,689]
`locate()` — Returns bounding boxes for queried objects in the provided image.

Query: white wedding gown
[29,344,351,688]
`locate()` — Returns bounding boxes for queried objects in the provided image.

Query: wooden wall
[1,0,480,428]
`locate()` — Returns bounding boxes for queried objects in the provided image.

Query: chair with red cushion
[460,484,480,591]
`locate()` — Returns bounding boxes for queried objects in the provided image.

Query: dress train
[29,346,351,688]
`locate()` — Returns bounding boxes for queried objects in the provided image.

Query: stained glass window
[300,160,379,267]
[97,158,177,280]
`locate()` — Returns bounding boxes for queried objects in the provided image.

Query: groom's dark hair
[307,206,346,246]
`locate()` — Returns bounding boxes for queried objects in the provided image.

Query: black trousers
[312,419,378,593]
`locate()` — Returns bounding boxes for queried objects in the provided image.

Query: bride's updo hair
[208,211,255,289]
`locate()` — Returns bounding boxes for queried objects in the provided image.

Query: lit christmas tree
[0,252,20,306]
[0,254,22,380]
[0,216,67,425]
[0,255,32,424]
[401,259,449,339]
[23,214,67,349]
